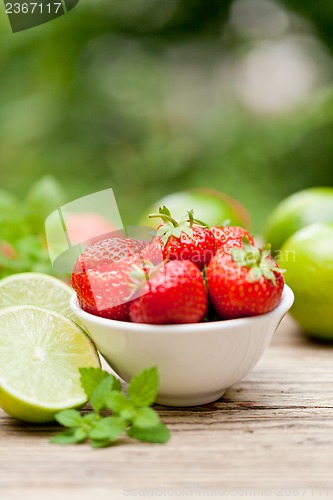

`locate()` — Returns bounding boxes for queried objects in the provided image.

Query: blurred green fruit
[0,188,27,242]
[280,222,333,341]
[138,188,251,229]
[264,187,333,251]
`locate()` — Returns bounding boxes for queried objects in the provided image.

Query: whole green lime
[280,222,333,340]
[138,188,251,229]
[264,187,333,251]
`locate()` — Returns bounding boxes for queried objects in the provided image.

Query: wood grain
[1,315,333,499]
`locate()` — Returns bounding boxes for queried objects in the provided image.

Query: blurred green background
[1,0,333,273]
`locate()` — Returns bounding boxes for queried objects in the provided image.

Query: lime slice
[0,272,79,326]
[0,305,100,423]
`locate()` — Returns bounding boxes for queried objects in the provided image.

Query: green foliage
[0,176,66,279]
[25,176,66,234]
[0,1,333,237]
[51,367,170,448]
[79,367,111,399]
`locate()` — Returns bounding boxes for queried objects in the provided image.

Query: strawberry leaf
[159,206,171,217]
[90,375,121,413]
[51,366,169,449]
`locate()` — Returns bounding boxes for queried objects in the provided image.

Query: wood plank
[1,315,333,499]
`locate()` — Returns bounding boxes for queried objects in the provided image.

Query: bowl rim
[70,284,294,334]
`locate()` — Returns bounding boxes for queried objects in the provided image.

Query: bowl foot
[156,390,225,407]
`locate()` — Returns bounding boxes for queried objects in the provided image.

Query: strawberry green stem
[148,205,195,245]
[193,218,209,228]
[148,212,179,227]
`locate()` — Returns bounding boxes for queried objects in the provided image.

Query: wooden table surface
[1,315,333,500]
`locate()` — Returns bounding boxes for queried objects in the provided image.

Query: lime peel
[0,271,85,329]
[0,305,100,423]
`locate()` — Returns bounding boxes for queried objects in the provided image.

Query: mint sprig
[50,366,170,448]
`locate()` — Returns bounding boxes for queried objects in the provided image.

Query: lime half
[0,272,79,325]
[0,305,100,422]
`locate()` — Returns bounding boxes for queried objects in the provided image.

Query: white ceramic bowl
[70,285,294,407]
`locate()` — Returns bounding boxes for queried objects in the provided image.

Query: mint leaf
[82,413,99,425]
[127,366,159,407]
[90,375,121,413]
[104,391,136,420]
[25,175,66,233]
[51,366,170,448]
[104,391,128,412]
[79,367,110,399]
[112,377,122,392]
[160,206,171,217]
[50,428,87,445]
[89,416,127,441]
[127,423,170,444]
[132,407,160,429]
[91,439,114,448]
[54,409,83,428]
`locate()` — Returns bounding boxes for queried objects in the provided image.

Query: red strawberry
[207,237,284,319]
[211,225,254,251]
[72,255,145,321]
[146,206,216,270]
[129,260,208,324]
[72,236,145,275]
